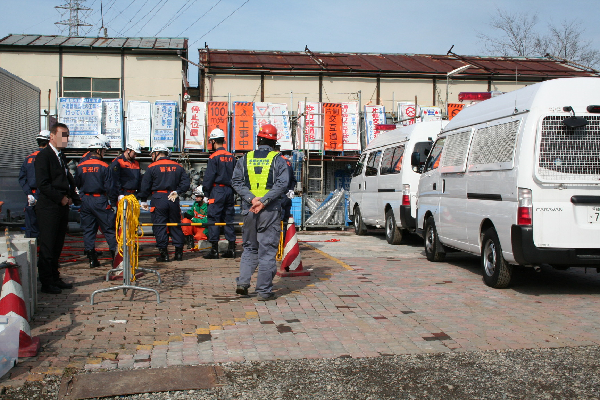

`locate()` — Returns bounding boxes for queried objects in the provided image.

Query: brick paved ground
[2,229,600,388]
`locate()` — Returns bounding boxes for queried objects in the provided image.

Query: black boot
[173,247,184,261]
[221,241,236,258]
[186,235,195,249]
[156,248,170,262]
[203,242,220,259]
[110,250,116,262]
[86,250,100,269]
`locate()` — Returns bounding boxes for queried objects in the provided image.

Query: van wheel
[385,210,403,245]
[354,207,367,236]
[481,228,513,288]
[424,217,445,262]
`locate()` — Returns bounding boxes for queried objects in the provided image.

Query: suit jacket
[34,146,81,207]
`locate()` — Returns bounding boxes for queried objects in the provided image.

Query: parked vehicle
[349,121,446,244]
[413,77,600,288]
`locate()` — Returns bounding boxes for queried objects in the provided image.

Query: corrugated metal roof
[0,34,187,50]
[200,49,597,78]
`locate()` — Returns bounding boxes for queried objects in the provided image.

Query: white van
[350,121,447,244]
[414,77,600,288]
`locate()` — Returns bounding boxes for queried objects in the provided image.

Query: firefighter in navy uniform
[139,145,190,262]
[18,130,51,238]
[202,128,237,259]
[231,124,289,301]
[274,141,297,223]
[75,138,118,268]
[110,141,142,205]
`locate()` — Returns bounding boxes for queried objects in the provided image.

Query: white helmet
[193,185,204,197]
[151,144,171,155]
[209,128,225,140]
[126,142,142,154]
[88,139,110,149]
[95,133,111,149]
[36,130,51,140]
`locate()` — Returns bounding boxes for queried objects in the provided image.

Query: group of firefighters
[18,124,295,301]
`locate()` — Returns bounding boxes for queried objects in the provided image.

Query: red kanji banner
[207,101,228,149]
[233,102,254,151]
[323,103,342,151]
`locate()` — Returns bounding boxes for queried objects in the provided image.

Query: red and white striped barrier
[277,217,310,277]
[0,266,40,357]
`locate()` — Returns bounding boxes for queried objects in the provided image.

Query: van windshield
[352,154,366,177]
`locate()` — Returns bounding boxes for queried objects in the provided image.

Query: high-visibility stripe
[246,150,278,197]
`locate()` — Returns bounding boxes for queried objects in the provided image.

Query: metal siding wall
[0,70,40,170]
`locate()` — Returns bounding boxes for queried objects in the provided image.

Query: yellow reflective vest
[245,150,278,197]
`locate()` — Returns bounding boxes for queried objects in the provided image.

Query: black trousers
[35,200,69,285]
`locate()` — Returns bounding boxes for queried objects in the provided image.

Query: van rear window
[380,145,405,175]
[352,153,366,177]
[365,151,381,176]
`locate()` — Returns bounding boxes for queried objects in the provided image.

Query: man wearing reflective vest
[75,138,118,269]
[139,145,190,262]
[18,130,51,238]
[202,128,237,259]
[110,141,142,206]
[231,124,289,301]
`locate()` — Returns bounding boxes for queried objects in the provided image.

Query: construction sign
[323,103,342,151]
[296,101,322,151]
[397,102,421,126]
[233,102,254,151]
[447,103,465,120]
[184,101,206,150]
[341,102,360,151]
[207,101,229,150]
[59,97,102,148]
[364,105,386,144]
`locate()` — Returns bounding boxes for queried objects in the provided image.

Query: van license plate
[589,206,600,223]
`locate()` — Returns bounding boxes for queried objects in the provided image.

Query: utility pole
[55,0,92,36]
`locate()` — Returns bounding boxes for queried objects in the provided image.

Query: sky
[2,0,600,86]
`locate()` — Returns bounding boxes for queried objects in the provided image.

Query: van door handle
[433,183,437,190]
[442,179,445,193]
[359,184,361,190]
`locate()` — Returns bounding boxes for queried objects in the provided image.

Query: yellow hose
[115,195,142,282]
[276,220,284,261]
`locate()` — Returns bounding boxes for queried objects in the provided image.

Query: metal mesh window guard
[536,116,600,182]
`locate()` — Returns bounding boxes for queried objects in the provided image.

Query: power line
[176,0,222,37]
[190,0,251,46]
[133,0,171,36]
[121,0,167,36]
[154,0,199,36]
[114,0,152,36]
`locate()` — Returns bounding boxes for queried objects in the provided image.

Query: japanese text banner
[184,102,206,150]
[207,101,229,150]
[59,97,102,148]
[323,103,342,151]
[296,101,322,150]
[364,105,386,145]
[152,100,178,148]
[233,102,254,151]
[341,102,360,151]
[101,99,123,149]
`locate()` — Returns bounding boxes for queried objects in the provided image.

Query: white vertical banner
[364,105,386,145]
[420,106,442,122]
[152,100,178,148]
[58,97,102,148]
[254,102,270,133]
[184,101,206,150]
[296,101,322,150]
[101,99,123,149]
[126,101,152,148]
[253,103,292,150]
[397,102,421,126]
[341,101,360,151]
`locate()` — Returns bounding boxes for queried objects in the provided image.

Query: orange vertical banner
[323,103,342,151]
[207,101,229,149]
[233,102,254,151]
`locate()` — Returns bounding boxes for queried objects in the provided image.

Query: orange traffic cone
[277,217,310,277]
[0,266,40,357]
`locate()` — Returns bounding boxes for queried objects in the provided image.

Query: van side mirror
[411,152,420,167]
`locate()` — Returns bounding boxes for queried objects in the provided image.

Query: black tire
[481,228,513,288]
[385,209,403,245]
[354,207,367,236]
[424,216,445,262]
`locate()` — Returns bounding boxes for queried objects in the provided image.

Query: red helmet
[257,124,277,140]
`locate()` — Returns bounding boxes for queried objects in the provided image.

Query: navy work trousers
[80,195,117,252]
[24,204,39,238]
[207,186,236,243]
[150,193,184,249]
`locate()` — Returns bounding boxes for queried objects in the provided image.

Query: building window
[63,77,120,98]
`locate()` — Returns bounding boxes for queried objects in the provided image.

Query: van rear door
[362,150,382,224]
[417,138,445,230]
[533,115,600,248]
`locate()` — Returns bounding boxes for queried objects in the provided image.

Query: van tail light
[402,184,411,206]
[517,188,532,226]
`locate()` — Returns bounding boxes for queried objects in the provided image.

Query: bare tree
[478,9,600,69]
[477,9,539,57]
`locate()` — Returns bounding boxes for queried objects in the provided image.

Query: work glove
[118,195,124,201]
[286,190,295,199]
[27,195,36,206]
[140,201,149,211]
[203,197,209,204]
[168,191,178,202]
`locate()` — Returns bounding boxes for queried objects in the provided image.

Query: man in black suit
[34,123,81,294]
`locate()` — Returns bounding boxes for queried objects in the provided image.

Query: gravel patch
[3,346,600,399]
